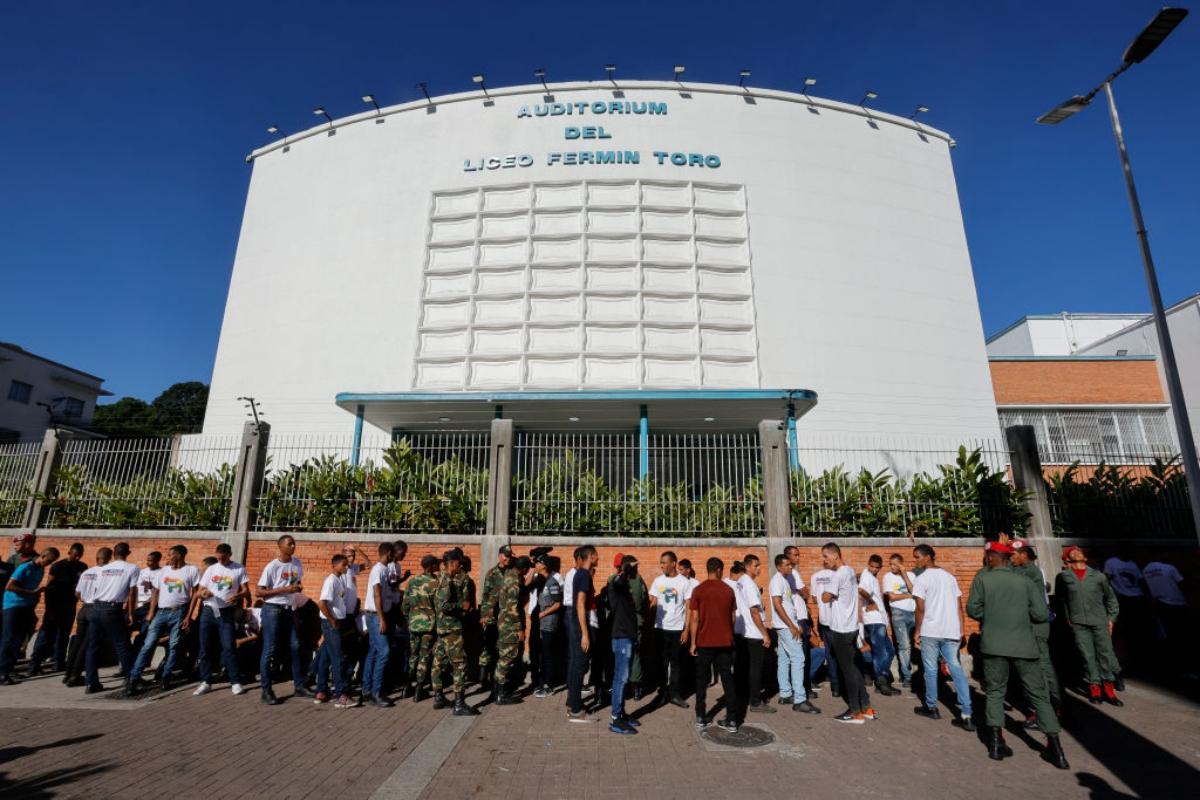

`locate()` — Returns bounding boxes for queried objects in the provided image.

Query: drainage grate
[700,725,776,748]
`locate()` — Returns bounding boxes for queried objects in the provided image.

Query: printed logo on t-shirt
[211,575,235,592]
[162,577,187,595]
[281,569,300,585]
[661,587,680,605]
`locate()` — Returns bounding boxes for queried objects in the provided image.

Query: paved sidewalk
[1,669,1197,799]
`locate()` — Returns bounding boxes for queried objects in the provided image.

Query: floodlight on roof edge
[673,64,686,79]
[313,106,333,126]
[859,90,878,106]
[738,69,751,87]
[910,105,930,120]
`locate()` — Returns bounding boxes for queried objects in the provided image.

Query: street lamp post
[1038,7,1200,540]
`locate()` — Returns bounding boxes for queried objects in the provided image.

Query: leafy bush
[1047,458,1193,538]
[38,462,236,529]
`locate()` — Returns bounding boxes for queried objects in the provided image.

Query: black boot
[1044,735,1070,770]
[496,684,523,705]
[414,686,428,703]
[875,677,900,697]
[987,727,1006,760]
[453,697,480,716]
[633,683,644,701]
[479,673,493,693]
[432,690,448,709]
[395,683,411,700]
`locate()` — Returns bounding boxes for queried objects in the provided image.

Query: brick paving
[1,668,1198,799]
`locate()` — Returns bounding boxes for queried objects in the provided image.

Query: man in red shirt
[689,557,739,733]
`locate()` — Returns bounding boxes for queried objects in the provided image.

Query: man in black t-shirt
[607,555,641,735]
[29,542,87,675]
[567,545,598,719]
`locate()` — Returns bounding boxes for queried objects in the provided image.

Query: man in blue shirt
[0,547,59,684]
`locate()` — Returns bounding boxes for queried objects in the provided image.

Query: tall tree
[92,382,208,437]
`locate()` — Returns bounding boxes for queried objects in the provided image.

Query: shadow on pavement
[0,762,113,799]
[1061,693,1200,797]
[0,733,104,764]
[1076,773,1139,799]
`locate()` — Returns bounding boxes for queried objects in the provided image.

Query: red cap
[613,552,624,569]
[12,532,34,546]
[985,541,1014,554]
[1063,545,1085,563]
[1010,539,1029,551]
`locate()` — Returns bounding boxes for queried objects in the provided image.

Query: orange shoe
[864,707,878,720]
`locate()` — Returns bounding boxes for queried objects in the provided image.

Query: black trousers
[538,627,559,688]
[735,634,766,707]
[657,628,684,698]
[827,630,869,713]
[694,646,736,722]
[64,605,93,681]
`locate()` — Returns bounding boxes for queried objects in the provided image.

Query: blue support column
[351,404,365,466]
[639,404,649,481]
[787,402,799,470]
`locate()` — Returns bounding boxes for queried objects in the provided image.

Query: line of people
[1,531,1188,770]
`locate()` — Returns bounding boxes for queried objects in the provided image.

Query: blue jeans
[611,637,633,719]
[776,628,806,699]
[85,604,135,685]
[260,603,304,691]
[808,646,827,681]
[920,636,972,716]
[890,608,916,681]
[864,623,895,680]
[315,619,346,696]
[198,606,241,685]
[130,606,186,682]
[362,613,389,698]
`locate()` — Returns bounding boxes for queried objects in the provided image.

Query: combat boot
[874,677,900,697]
[479,673,493,693]
[395,683,411,700]
[1044,735,1070,770]
[453,697,480,716]
[432,690,448,710]
[413,686,428,703]
[495,684,523,705]
[987,727,1007,760]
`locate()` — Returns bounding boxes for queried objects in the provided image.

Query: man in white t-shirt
[819,544,871,724]
[911,544,973,726]
[809,566,841,697]
[194,542,250,696]
[84,542,140,694]
[361,542,395,707]
[737,554,776,714]
[770,554,819,714]
[128,544,200,693]
[881,553,918,687]
[649,550,692,707]
[315,554,355,707]
[256,534,307,704]
[859,555,900,696]
[132,551,163,654]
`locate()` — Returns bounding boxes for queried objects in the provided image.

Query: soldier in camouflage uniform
[478,545,514,691]
[493,556,531,704]
[402,555,440,703]
[431,548,479,716]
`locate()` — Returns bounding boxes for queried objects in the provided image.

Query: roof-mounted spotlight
[415,82,432,104]
[534,67,548,91]
[472,73,487,90]
[673,64,686,81]
[802,77,817,95]
[738,69,751,87]
[910,105,929,119]
[860,91,878,106]
[313,107,333,129]
[362,94,380,113]
[267,125,283,136]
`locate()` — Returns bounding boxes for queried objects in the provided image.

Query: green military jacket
[434,571,472,634]
[479,563,504,626]
[495,567,525,641]
[966,565,1047,659]
[1012,562,1051,636]
[402,573,437,634]
[1054,566,1119,627]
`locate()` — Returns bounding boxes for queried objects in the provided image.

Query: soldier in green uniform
[478,545,514,692]
[1009,539,1061,727]
[1055,545,1122,706]
[402,555,439,703]
[430,548,480,716]
[492,556,530,704]
[966,542,1069,769]
[607,554,648,700]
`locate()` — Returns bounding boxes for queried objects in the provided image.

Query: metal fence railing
[41,436,241,529]
[0,440,41,527]
[253,432,490,533]
[512,433,765,536]
[788,435,1021,537]
[1045,456,1193,538]
[998,408,1176,465]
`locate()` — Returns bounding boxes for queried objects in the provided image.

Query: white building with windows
[202,80,1002,450]
[0,342,110,442]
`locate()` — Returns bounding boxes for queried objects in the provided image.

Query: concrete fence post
[481,418,514,590]
[225,421,270,562]
[23,427,70,529]
[1005,424,1062,586]
[759,419,792,567]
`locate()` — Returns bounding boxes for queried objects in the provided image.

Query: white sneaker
[231,683,246,695]
[193,683,212,696]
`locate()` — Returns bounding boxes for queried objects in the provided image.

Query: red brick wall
[990,359,1164,405]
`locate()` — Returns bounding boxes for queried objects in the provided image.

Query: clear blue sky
[2,1,1197,403]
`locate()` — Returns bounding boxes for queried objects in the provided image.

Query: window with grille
[7,381,32,404]
[61,397,84,420]
[997,407,1176,464]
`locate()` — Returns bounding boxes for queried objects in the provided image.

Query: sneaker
[716,718,739,732]
[619,714,641,728]
[694,716,709,729]
[864,707,878,720]
[833,711,865,725]
[793,701,821,714]
[314,691,330,704]
[901,679,912,689]
[777,695,794,705]
[913,705,941,720]
[231,683,246,695]
[952,716,976,732]
[567,709,591,723]
[370,696,394,708]
[193,682,212,696]
[261,691,279,706]
[534,686,550,699]
[85,683,106,694]
[668,696,689,709]
[293,686,313,699]
[749,702,777,714]
[334,695,355,709]
[608,718,638,735]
